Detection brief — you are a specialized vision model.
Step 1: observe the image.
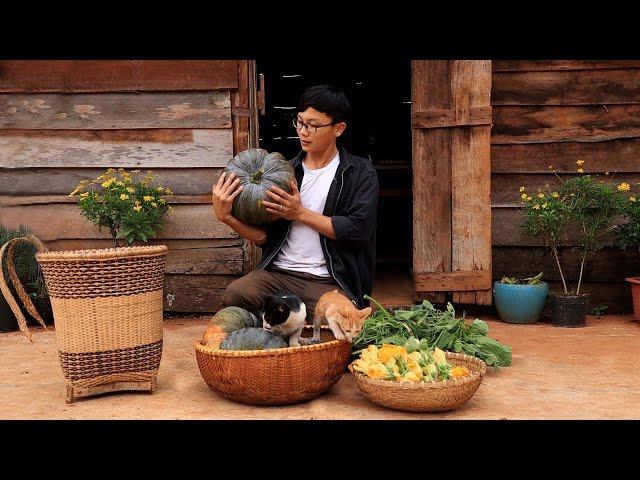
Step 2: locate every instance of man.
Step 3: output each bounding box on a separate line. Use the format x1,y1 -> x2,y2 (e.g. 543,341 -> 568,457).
212,84 -> 378,323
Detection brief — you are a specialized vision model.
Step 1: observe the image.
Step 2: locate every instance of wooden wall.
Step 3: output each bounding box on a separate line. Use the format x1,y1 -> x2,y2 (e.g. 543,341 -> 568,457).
0,60 -> 251,313
491,60 -> 640,313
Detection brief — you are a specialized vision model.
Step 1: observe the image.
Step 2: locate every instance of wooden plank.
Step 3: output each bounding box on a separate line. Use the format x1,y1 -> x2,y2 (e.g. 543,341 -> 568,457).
0,194 -> 218,207
491,208 -> 618,247
493,246 -> 640,283
0,60 -> 239,92
44,238 -> 243,251
491,173 -> 640,206
0,168 -> 224,196
415,270 -> 492,292
412,106 -> 492,128
412,60 -> 451,303
492,60 -> 640,72
0,129 -> 233,168
0,204 -> 237,241
492,139 -> 640,173
492,69 -> 640,106
492,105 -> 640,144
450,61 -> 493,306
0,92 -> 231,129
164,274 -> 237,312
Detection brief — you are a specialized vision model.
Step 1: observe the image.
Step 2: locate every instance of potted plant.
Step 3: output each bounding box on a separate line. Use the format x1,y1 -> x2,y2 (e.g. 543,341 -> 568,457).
34,168 -> 174,403
519,160 -> 620,327
616,182 -> 640,320
493,272 -> 549,324
0,225 -> 51,332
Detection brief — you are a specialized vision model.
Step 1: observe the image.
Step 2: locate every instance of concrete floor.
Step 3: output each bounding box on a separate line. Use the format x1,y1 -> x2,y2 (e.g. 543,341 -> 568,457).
1,314 -> 639,419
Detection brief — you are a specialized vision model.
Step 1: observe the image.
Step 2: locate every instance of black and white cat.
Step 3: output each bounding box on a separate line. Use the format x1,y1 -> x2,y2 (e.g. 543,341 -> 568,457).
261,293 -> 307,347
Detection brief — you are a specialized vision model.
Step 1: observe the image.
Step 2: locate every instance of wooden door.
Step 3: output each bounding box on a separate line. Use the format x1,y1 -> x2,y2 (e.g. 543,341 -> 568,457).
411,60 -> 493,305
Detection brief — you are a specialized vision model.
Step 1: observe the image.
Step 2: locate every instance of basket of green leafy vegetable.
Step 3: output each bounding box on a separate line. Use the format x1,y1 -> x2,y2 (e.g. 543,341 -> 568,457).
353,295 -> 512,370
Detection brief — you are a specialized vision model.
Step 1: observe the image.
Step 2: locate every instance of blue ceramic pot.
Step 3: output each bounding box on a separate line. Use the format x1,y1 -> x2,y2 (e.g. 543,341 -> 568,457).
493,281 -> 549,324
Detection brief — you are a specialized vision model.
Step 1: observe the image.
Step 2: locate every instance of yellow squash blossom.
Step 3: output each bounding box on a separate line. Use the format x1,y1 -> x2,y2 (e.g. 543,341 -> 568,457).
350,359 -> 370,374
577,168 -> 584,174
618,183 -> 631,192
576,159 -> 585,165
361,345 -> 379,364
133,205 -> 143,212
532,204 -> 541,210
407,359 -> 423,378
451,366 -> 470,379
399,371 -> 422,383
366,363 -> 389,380
119,194 -> 129,201
432,347 -> 447,367
630,196 -> 637,203
378,344 -> 408,363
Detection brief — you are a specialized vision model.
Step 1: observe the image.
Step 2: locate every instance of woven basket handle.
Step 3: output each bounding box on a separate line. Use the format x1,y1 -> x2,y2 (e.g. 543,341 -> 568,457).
0,235 -> 49,342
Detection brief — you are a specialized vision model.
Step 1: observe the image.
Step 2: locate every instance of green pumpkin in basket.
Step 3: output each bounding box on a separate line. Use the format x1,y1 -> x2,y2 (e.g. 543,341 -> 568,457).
224,148 -> 295,226
202,306 -> 261,348
219,327 -> 288,351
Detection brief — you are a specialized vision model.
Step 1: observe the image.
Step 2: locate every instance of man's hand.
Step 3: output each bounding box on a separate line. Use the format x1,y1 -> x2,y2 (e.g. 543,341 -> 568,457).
212,171 -> 243,224
262,179 -> 305,221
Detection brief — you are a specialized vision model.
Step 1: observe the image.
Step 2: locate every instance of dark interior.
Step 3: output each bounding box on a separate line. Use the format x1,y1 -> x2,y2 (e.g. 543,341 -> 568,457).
255,60 -> 413,303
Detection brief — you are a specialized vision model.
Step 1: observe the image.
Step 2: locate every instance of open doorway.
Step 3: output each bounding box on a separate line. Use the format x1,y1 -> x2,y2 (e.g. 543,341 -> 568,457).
256,60 -> 414,308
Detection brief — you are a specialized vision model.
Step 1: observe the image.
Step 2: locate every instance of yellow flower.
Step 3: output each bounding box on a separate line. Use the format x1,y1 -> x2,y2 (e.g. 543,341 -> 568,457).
151,202 -> 158,208
577,168 -> 584,174
432,347 -> 447,367
143,195 -> 154,202
101,178 -> 115,188
366,363 -> 390,380
80,192 -> 90,199
378,344 -> 408,363
618,182 -> 631,192
133,205 -> 143,212
126,187 -> 135,194
119,194 -> 129,201
451,366 -> 470,379
631,196 -> 637,203
520,193 -> 528,200
526,196 -> 533,201
532,204 -> 541,210
576,159 -> 585,165
542,203 -> 548,209
165,187 -> 173,195
551,192 -> 559,198
537,193 -> 545,199
156,187 -> 165,193
399,371 -> 422,383
519,186 -> 525,192
407,359 -> 423,378
159,198 -> 166,204
115,181 -> 124,187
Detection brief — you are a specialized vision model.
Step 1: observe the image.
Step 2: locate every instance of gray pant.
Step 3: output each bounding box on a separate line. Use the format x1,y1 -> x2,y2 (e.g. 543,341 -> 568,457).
221,267 -> 346,324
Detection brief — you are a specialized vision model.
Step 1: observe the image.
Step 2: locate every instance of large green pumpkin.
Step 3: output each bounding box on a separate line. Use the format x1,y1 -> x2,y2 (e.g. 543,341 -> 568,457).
202,306 -> 260,348
219,327 -> 288,351
224,148 -> 295,225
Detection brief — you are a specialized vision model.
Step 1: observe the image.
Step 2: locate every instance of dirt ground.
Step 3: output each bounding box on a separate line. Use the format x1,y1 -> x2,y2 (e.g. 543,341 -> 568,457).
1,314 -> 638,420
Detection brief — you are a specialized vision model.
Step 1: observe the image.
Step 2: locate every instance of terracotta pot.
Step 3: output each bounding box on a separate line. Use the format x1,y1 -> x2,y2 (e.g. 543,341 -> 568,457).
625,277 -> 640,321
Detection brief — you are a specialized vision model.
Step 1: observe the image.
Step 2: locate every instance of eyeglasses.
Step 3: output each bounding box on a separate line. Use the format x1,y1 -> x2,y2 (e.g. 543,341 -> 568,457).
292,118 -> 336,133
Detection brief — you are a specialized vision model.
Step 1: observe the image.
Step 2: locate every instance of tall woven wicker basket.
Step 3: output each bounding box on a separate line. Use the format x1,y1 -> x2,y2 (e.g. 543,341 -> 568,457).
36,245 -> 168,403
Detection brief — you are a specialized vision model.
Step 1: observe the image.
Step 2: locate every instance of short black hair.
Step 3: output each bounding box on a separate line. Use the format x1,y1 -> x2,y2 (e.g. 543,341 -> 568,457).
298,84 -> 351,124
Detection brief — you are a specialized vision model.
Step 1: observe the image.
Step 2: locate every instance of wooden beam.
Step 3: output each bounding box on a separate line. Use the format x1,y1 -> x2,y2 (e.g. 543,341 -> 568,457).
412,106 -> 492,128
0,60 -> 239,92
0,129 -> 232,168
0,92 -> 231,129
415,270 -> 492,292
492,60 -> 640,72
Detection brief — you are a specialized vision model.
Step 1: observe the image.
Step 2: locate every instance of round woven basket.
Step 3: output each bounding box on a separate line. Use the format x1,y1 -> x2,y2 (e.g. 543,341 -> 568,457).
194,326 -> 351,406
350,352 -> 487,412
36,245 -> 168,403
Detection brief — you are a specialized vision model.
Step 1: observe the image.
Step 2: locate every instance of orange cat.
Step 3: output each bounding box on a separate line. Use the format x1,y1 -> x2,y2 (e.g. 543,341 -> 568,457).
311,290 -> 372,343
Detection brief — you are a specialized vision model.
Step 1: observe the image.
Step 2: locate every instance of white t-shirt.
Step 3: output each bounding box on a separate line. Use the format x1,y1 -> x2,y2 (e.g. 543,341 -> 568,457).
271,152 -> 340,277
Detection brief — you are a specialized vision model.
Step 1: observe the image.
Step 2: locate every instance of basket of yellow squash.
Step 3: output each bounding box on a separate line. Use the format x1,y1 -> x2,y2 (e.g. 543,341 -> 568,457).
348,341 -> 487,412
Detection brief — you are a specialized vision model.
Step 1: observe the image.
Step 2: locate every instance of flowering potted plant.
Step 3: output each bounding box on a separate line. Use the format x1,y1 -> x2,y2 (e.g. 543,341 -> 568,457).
616,183 -> 640,320
34,168 -> 174,403
519,160 -> 619,327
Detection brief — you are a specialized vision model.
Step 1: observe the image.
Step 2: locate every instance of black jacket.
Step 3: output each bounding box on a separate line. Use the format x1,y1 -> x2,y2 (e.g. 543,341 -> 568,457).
256,145 -> 379,308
